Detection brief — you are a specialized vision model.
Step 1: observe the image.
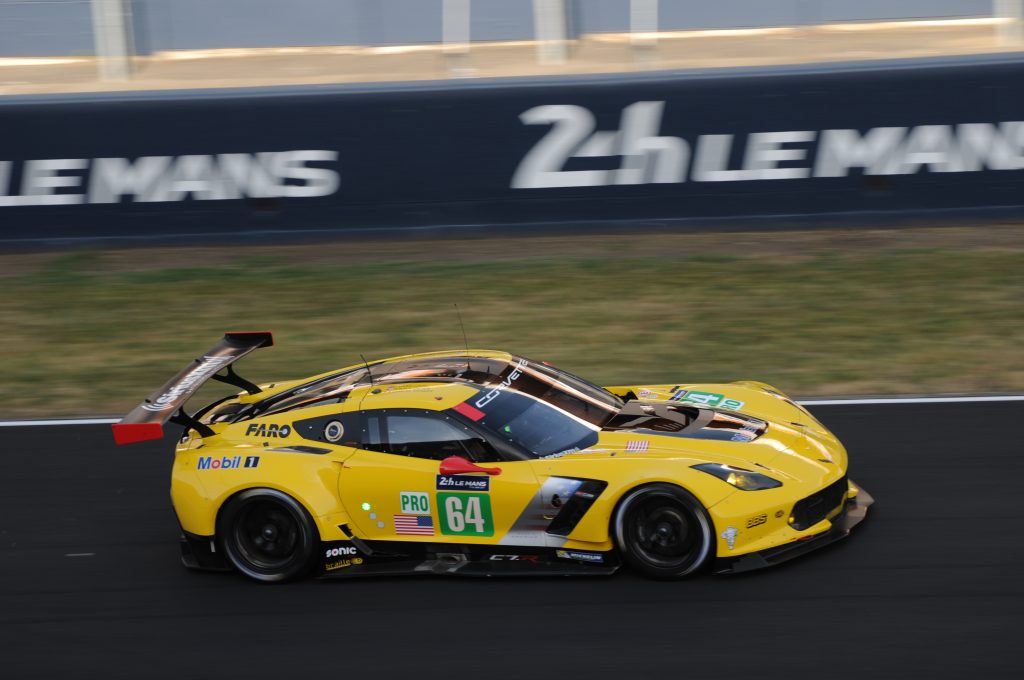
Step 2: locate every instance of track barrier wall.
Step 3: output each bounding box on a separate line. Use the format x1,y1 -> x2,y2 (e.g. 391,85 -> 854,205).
3,54 -> 1024,247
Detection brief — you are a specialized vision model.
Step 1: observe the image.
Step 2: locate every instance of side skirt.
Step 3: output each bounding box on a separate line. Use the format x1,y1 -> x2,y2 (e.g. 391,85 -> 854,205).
317,540 -> 619,578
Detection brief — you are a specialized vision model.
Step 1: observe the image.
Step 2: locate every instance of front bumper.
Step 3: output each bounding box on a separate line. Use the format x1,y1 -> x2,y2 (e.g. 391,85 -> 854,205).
712,483 -> 874,574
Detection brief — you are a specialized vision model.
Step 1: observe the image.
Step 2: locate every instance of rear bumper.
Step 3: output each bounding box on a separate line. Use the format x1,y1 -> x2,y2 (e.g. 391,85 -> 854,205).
180,530 -> 230,571
713,483 -> 874,574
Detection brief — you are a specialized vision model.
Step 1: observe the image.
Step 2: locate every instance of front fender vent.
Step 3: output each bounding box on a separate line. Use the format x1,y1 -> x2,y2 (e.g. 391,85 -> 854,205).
546,479 -> 608,537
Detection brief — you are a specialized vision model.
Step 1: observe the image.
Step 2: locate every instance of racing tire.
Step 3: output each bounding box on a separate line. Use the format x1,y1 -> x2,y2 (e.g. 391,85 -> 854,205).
218,489 -> 319,583
613,484 -> 714,579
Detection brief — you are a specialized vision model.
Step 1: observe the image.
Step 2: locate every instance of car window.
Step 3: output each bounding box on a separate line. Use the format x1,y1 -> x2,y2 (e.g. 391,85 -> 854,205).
455,389 -> 599,458
367,410 -> 499,462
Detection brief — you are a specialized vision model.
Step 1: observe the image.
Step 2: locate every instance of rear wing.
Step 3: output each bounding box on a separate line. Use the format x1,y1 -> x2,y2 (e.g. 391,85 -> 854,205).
112,332 -> 274,445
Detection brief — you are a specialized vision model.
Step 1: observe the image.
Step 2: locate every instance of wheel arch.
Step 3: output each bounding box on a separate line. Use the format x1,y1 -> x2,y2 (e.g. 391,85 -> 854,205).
567,465 -> 730,545
213,484 -> 323,543
607,480 -> 719,556
215,486 -> 324,582
609,481 -> 719,577
172,449 -> 345,538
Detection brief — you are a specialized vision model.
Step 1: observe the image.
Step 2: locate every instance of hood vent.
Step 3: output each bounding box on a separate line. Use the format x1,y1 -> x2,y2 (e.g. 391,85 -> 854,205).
604,401 -> 767,443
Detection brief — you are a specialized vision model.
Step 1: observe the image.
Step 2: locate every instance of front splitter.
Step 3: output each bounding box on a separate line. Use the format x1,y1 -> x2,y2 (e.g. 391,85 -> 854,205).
713,483 -> 875,574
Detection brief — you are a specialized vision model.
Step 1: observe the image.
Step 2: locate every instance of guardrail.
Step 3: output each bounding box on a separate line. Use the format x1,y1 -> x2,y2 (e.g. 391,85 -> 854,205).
3,53 -> 1024,248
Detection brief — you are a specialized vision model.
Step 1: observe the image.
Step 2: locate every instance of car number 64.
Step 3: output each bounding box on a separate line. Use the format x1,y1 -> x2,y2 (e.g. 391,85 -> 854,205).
439,492 -> 494,536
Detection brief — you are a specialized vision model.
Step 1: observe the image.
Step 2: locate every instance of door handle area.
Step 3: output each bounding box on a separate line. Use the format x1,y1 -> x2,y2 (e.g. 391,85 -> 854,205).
439,456 -> 502,476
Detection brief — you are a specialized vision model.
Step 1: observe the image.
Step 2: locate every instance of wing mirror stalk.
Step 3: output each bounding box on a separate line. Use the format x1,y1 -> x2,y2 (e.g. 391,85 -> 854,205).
439,456 -> 502,476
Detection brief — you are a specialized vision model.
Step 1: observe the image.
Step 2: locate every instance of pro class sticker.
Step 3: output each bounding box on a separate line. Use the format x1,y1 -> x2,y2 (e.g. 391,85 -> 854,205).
399,491 -> 431,515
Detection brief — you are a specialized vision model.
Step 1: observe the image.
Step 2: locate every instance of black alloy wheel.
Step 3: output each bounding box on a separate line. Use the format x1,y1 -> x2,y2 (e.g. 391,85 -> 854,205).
218,489 -> 319,582
613,484 -> 713,578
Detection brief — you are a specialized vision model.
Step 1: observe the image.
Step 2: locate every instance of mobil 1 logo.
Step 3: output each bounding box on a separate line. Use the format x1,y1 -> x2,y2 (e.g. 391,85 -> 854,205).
197,455 -> 260,470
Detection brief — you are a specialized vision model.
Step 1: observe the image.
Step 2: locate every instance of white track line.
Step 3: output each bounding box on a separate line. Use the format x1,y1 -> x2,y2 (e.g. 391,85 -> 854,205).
798,395 -> 1024,406
1,395 -> 1022,428
0,418 -> 120,427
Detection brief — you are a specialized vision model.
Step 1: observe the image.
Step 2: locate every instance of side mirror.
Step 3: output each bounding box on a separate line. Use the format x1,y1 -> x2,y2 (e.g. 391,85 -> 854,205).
439,456 -> 502,476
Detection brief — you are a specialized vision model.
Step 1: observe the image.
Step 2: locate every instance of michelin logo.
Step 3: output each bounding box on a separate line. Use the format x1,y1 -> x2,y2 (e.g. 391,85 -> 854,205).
555,549 -> 604,564
512,101 -> 1024,189
0,150 -> 339,207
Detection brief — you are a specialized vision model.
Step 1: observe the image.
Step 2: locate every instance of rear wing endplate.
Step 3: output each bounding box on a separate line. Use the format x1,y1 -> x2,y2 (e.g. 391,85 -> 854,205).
112,331 -> 273,445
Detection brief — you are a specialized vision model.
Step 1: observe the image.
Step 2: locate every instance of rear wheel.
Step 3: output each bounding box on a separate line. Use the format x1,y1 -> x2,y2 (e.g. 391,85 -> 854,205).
613,484 -> 713,579
218,489 -> 319,583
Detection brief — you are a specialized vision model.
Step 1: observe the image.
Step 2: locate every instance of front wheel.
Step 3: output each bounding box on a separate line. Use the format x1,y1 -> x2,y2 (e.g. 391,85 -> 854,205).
218,489 -> 319,583
613,484 -> 714,579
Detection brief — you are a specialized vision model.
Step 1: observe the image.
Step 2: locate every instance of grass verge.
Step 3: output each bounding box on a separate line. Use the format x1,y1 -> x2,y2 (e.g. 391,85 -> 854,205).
1,226 -> 1022,417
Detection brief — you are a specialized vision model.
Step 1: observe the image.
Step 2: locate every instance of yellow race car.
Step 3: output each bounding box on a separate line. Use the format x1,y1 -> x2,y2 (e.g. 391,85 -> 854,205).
113,332 -> 872,582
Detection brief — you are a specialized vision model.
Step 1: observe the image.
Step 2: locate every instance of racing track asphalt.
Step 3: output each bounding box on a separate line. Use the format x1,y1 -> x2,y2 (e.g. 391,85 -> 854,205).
0,402 -> 1020,680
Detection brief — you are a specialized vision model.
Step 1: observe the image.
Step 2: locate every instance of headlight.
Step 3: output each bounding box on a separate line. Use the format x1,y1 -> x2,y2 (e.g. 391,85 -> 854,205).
692,463 -> 783,491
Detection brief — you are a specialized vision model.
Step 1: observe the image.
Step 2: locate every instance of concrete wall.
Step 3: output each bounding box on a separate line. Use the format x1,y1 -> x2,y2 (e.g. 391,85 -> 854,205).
0,0 -> 996,57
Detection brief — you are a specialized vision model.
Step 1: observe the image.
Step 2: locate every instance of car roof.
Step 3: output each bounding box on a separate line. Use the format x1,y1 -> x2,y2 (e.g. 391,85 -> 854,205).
303,349 -> 514,386
239,350 -> 514,403
341,381 -> 482,412
238,351 -> 518,419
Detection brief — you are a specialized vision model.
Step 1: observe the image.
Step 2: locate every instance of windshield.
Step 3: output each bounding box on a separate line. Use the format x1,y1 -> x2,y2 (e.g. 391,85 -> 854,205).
517,356 -> 623,411
502,357 -> 620,427
459,389 -> 599,458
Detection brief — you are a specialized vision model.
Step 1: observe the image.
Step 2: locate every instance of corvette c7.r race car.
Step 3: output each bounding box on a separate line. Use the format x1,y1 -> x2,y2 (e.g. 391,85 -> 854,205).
113,332 -> 872,582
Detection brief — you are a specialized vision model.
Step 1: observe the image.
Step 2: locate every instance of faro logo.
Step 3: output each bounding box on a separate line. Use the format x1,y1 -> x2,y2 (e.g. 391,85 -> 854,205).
245,423 -> 291,438
197,455 -> 260,470
325,546 -> 358,558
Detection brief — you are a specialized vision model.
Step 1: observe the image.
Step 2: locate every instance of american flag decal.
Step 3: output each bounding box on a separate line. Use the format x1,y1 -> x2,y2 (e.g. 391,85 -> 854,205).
394,514 -> 435,536
625,440 -> 649,453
